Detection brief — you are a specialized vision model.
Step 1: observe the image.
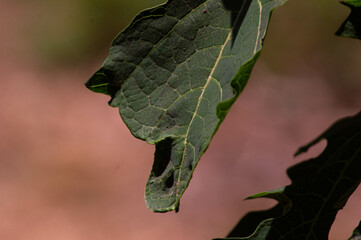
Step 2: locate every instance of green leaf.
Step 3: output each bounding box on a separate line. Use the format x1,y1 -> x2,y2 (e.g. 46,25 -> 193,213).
215,112 -> 361,239
85,0 -> 287,212
336,0 -> 361,40
349,221 -> 361,240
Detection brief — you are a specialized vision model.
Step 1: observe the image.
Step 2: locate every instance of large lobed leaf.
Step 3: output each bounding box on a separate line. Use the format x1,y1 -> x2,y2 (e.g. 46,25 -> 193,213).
215,112 -> 361,240
336,0 -> 361,40
86,0 -> 286,212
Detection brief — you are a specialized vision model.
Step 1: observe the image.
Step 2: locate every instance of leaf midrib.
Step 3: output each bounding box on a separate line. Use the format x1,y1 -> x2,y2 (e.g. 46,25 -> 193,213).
173,0 -> 265,201
253,0 -> 263,54
175,31 -> 232,199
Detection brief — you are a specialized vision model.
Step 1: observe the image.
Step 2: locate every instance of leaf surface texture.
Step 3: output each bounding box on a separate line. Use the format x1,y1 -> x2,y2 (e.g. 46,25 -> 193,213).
86,0 -> 286,212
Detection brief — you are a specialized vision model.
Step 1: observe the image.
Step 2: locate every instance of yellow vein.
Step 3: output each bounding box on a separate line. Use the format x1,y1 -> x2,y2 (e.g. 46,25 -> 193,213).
175,31 -> 233,199
253,0 -> 263,54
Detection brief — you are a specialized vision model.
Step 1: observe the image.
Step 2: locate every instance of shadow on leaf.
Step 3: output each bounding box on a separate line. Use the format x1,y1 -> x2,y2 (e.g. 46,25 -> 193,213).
222,0 -> 253,45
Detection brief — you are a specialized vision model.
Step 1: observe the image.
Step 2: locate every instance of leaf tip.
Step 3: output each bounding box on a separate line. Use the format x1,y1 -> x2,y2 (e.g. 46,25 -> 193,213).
85,68 -> 121,99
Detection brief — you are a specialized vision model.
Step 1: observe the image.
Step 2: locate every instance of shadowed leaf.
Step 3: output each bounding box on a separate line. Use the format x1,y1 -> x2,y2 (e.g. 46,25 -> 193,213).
215,112 -> 361,239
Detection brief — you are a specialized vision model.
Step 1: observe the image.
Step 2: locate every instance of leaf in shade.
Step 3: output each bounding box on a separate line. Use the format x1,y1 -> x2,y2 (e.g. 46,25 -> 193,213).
348,221 -> 361,240
336,0 -> 361,40
224,188 -> 292,239
214,112 -> 361,239
85,0 -> 287,212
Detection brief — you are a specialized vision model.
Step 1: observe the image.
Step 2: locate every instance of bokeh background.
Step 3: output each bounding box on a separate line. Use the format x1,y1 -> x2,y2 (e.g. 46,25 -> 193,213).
1,0 -> 361,239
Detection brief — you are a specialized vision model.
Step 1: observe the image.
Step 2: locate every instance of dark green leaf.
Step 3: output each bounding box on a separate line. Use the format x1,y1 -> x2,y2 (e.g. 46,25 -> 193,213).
349,221 -> 361,240
215,112 -> 361,239
336,0 -> 361,40
85,0 -> 287,212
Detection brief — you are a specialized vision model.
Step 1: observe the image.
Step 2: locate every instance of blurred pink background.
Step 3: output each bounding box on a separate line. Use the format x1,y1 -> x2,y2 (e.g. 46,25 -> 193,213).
0,0 -> 360,239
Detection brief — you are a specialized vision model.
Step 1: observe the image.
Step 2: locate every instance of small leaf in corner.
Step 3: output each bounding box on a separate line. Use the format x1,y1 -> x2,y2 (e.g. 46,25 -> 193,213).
348,221 -> 361,240
336,0 -> 361,40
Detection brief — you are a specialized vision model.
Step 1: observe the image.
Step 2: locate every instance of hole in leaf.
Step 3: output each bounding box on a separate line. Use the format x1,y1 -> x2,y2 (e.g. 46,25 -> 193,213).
164,172 -> 175,189
153,138 -> 173,177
